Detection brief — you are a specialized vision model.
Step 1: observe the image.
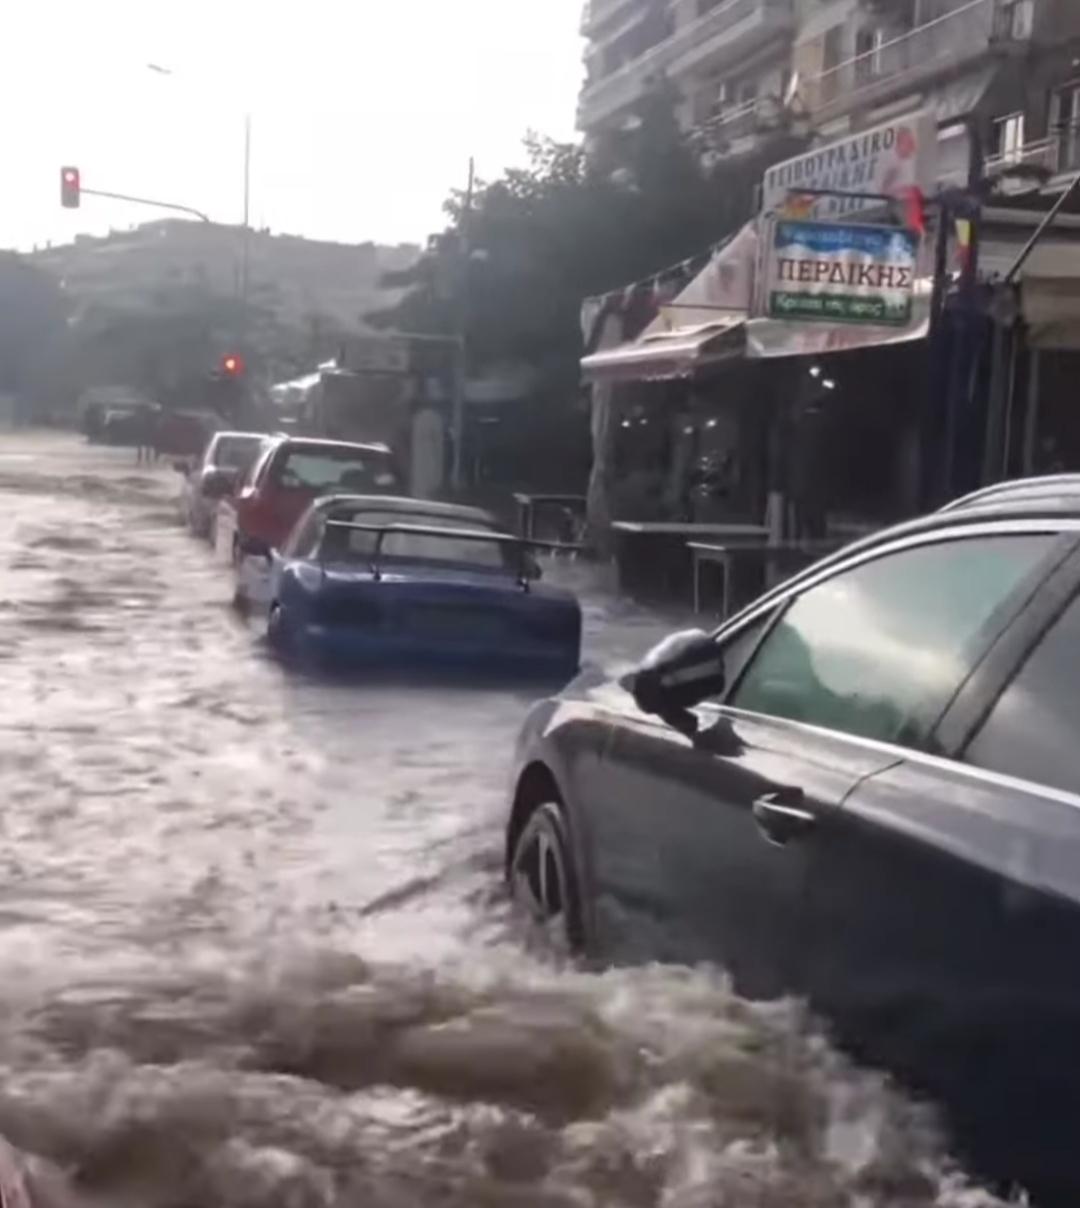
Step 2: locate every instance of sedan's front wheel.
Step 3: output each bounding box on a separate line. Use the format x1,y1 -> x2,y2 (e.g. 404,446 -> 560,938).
509,801 -> 583,957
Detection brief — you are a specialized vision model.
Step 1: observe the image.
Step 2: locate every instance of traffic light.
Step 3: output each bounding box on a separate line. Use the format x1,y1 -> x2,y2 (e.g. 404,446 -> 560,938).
219,353 -> 245,377
60,166 -> 81,209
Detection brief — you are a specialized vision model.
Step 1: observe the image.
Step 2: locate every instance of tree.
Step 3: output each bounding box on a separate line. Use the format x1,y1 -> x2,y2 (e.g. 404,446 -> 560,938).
369,90 -> 804,393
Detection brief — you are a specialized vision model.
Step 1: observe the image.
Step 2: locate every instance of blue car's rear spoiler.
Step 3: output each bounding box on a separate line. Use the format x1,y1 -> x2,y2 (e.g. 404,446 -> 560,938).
322,521 -> 581,590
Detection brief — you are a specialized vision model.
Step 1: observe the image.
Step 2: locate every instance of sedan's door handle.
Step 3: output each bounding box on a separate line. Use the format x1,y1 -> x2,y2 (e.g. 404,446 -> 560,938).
752,790 -> 816,846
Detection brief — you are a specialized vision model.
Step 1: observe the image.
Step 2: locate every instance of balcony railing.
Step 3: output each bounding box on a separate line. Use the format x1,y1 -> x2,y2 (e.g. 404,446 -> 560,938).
984,123 -> 1080,179
581,0 -> 641,36
803,0 -> 1024,117
578,0 -> 792,129
667,0 -> 792,73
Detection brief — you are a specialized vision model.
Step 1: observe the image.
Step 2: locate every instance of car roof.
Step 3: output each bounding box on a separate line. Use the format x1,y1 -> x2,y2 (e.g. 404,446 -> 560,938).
938,474 -> 1080,514
269,435 -> 392,456
312,494 -> 500,526
210,430 -> 265,442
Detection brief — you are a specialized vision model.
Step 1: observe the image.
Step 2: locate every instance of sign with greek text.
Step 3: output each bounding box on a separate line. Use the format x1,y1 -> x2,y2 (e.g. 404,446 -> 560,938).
765,221 -> 919,326
761,111 -> 936,220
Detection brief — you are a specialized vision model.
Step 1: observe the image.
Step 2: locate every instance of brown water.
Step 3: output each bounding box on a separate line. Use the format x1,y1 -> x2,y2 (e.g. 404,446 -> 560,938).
0,432 -> 1007,1207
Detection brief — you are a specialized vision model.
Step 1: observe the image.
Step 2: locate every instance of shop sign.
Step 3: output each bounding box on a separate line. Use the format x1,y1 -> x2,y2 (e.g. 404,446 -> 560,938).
763,220 -> 920,327
761,111 -> 936,220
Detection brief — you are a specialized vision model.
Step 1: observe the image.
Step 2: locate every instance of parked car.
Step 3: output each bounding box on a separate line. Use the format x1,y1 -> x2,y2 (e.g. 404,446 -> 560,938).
255,494 -> 581,678
178,430 -> 266,541
505,477 -> 1080,1206
215,436 -> 402,597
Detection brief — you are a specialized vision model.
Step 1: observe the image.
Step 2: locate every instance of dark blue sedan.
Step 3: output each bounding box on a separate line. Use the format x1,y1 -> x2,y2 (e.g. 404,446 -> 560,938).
262,495 -> 582,679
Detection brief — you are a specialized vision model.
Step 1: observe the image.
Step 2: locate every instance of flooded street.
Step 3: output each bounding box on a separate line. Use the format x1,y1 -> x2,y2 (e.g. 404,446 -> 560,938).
0,432 -> 1003,1207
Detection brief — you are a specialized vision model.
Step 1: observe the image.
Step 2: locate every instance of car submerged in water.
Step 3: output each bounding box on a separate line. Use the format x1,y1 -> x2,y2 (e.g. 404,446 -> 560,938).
178,429 -> 267,541
254,495 -> 582,680
505,474 -> 1080,1206
217,435 -> 403,585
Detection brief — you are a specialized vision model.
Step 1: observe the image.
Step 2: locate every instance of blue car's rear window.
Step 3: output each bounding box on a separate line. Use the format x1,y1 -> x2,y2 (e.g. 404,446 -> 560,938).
324,511 -> 507,569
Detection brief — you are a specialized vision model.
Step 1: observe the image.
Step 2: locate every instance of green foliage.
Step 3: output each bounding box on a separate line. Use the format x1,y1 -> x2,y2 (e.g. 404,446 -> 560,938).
368,91 -> 806,387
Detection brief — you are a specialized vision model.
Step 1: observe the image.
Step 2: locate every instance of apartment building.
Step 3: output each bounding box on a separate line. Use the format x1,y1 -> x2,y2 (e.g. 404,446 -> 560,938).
30,221 -> 419,334
579,0 -> 1080,189
579,0 -> 797,158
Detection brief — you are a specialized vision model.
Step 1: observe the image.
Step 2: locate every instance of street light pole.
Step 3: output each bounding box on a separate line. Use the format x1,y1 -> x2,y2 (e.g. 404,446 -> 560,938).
147,64 -> 253,299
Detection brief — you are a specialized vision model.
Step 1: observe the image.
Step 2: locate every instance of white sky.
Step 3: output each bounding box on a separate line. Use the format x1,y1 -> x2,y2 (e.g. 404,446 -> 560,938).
3,0 -> 584,252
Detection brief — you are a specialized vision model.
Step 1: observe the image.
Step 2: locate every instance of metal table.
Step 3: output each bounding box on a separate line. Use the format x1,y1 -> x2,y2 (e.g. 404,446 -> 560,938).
611,522 -> 769,602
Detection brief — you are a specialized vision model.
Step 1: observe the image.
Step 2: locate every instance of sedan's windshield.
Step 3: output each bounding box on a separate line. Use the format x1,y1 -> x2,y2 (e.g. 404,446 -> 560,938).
322,510 -> 508,569
275,448 -> 399,493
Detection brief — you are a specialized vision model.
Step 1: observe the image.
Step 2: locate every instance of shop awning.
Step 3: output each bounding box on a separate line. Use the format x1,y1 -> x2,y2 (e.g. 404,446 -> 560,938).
979,231 -> 1080,350
933,64 -> 998,127
580,318 -> 746,381
581,223 -> 755,381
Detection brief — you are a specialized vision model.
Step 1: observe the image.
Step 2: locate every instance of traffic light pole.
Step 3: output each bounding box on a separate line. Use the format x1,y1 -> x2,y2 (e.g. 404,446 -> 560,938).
79,186 -> 211,224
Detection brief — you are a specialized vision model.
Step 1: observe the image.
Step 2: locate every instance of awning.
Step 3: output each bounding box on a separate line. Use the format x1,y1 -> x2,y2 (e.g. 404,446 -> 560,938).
933,64 -> 998,128
580,318 -> 746,381
979,235 -> 1080,349
581,223 -> 755,381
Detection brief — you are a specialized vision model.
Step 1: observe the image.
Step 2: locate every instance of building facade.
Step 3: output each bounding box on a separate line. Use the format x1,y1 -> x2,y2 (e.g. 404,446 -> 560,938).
579,0 -> 1080,194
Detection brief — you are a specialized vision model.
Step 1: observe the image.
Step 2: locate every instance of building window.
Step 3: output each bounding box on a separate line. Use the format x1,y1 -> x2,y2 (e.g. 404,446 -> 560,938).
991,112 -> 1026,164
819,25 -> 844,102
1054,82 -> 1080,172
855,27 -> 887,84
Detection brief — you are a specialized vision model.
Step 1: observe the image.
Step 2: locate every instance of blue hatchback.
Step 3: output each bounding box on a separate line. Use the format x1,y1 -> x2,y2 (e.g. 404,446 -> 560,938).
262,496 -> 582,679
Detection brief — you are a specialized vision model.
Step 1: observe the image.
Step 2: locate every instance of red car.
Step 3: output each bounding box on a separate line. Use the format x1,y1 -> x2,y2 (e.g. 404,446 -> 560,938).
217,435 -> 403,560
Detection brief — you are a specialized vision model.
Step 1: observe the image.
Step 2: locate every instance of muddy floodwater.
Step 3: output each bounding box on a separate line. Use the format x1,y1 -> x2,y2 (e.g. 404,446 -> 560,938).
0,432 -> 1006,1207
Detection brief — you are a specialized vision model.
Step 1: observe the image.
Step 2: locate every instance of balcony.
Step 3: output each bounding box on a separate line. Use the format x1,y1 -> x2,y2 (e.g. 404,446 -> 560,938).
984,122 -> 1080,181
803,0 -> 1028,121
667,0 -> 793,77
578,0 -> 793,131
581,0 -> 643,37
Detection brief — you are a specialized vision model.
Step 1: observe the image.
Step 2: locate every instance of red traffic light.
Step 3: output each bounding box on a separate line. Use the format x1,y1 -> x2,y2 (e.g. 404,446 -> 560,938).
60,166 -> 81,209
220,353 -> 245,377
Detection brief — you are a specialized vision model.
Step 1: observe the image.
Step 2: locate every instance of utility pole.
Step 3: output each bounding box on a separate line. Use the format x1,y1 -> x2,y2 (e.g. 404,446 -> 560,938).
450,157 -> 475,494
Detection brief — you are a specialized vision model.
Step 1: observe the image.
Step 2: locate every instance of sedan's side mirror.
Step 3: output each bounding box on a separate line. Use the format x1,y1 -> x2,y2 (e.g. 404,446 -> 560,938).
632,629 -> 726,729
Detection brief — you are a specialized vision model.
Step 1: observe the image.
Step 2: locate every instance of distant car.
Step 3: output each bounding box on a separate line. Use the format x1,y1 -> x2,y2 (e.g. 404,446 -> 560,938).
215,436 -> 402,575
77,386 -> 149,443
505,476 -> 1080,1205
179,430 -> 266,541
257,495 -> 581,678
156,408 -> 221,465
101,401 -> 159,447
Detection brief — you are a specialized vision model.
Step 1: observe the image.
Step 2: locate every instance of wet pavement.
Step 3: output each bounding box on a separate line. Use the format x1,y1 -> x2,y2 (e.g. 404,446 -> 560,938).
0,432 -> 1005,1207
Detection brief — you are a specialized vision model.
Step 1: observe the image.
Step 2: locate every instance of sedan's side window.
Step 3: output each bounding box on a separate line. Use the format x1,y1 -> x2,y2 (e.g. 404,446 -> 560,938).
285,512 -> 322,560
730,536 -> 1055,747
965,591 -> 1080,795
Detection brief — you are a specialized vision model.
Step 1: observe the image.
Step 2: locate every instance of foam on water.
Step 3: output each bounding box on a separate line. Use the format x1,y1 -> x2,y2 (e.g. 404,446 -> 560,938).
0,433 -> 1012,1206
